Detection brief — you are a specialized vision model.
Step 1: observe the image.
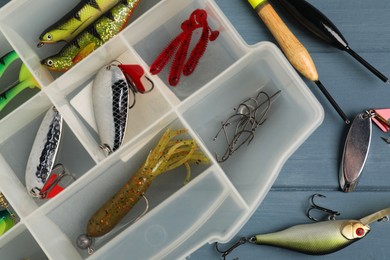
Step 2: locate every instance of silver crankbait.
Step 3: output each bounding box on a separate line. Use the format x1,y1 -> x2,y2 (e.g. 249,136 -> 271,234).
92,64 -> 131,155
339,111 -> 372,192
216,195 -> 390,258
25,106 -> 63,198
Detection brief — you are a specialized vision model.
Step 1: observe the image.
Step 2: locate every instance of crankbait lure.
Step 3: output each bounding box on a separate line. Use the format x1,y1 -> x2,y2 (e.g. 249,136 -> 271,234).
25,106 -> 64,198
41,0 -> 140,72
0,210 -> 15,237
92,63 -> 154,155
339,111 -> 372,192
76,128 -> 210,253
150,9 -> 219,86
216,206 -> 390,258
0,63 -> 41,112
276,0 -> 389,83
38,0 -> 121,46
0,51 -> 19,79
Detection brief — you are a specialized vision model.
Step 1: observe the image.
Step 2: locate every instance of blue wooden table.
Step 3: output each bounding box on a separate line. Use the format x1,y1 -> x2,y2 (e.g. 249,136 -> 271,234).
1,0 -> 389,259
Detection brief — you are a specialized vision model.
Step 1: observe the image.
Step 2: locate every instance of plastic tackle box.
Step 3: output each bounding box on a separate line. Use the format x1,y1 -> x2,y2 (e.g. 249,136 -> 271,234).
0,0 -> 324,259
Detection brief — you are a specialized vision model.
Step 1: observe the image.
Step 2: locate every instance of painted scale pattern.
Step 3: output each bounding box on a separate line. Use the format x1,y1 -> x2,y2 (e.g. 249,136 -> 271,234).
39,0 -> 121,43
86,129 -> 210,237
111,79 -> 129,152
41,0 -> 140,71
35,109 -> 63,191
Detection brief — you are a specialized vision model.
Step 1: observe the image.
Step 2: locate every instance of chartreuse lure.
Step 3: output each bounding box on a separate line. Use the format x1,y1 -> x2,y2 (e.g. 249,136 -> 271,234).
216,207 -> 390,257
38,0 -> 121,46
0,63 -> 40,112
76,128 -> 210,254
0,210 -> 15,236
0,51 -> 19,79
41,0 -> 140,72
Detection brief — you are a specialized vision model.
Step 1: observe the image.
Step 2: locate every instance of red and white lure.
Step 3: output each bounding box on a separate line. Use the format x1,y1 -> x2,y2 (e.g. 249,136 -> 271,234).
25,107 -> 74,199
92,63 -> 153,155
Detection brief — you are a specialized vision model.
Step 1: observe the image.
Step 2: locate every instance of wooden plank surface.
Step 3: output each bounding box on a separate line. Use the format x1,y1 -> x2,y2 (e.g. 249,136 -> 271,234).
1,0 -> 389,259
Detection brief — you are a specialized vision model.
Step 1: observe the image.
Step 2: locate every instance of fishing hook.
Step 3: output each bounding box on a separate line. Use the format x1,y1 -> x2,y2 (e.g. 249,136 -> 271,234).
306,194 -> 340,221
215,237 -> 247,260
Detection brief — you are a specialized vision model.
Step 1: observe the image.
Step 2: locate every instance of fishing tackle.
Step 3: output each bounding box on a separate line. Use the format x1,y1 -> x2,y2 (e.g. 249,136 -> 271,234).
216,197 -> 390,258
306,194 -> 340,222
276,0 -> 389,84
0,63 -> 41,112
247,0 -> 350,124
92,63 -> 153,155
0,193 -> 17,237
369,108 -> 390,143
41,0 -> 140,72
76,128 -> 210,253
339,111 -> 372,192
0,50 -> 19,79
37,0 -> 121,46
150,9 -> 219,86
213,90 -> 281,162
25,106 -> 74,199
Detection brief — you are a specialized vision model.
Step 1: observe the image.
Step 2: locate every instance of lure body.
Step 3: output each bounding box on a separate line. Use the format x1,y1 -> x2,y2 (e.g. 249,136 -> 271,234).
339,112 -> 372,192
83,129 -> 209,239
0,210 -> 15,236
92,65 -> 129,154
38,0 -> 121,45
251,220 -> 369,255
25,107 -> 63,198
41,0 -> 140,71
0,51 -> 19,79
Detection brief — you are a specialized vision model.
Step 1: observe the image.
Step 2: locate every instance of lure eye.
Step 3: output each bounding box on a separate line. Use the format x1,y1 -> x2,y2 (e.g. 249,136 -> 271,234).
46,59 -> 54,67
356,227 -> 365,237
46,34 -> 52,41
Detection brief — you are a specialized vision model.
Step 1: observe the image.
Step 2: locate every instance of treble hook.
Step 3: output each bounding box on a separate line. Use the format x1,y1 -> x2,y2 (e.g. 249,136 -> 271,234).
215,237 -> 247,260
306,194 -> 340,222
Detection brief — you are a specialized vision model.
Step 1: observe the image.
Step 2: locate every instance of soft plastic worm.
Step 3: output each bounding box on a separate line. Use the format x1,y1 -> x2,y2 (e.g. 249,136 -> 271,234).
38,0 -> 121,45
0,51 -> 19,79
41,0 -> 140,71
85,128 -> 209,238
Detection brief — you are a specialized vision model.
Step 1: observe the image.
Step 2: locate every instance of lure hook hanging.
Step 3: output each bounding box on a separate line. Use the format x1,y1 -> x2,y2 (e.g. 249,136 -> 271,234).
306,194 -> 340,221
215,237 -> 248,260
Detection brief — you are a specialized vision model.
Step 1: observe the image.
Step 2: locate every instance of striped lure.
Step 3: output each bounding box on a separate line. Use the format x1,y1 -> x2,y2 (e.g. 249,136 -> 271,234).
41,0 -> 140,71
38,0 -> 121,45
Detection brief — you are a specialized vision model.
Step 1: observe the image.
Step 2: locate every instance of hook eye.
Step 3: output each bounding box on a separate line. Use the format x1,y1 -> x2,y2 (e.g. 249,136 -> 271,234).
306,194 -> 340,222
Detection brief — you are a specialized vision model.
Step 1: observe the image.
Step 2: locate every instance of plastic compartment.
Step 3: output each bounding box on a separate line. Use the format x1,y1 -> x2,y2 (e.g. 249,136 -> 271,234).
0,93 -> 96,207
0,0 -> 324,259
0,223 -> 48,260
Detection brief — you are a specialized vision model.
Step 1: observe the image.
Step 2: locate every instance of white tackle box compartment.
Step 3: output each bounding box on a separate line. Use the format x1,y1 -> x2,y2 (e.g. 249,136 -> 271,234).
0,0 -> 324,259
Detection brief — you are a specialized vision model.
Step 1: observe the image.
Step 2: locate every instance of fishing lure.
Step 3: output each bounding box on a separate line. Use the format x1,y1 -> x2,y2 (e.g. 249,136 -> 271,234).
76,128 -> 210,253
38,0 -> 121,46
41,0 -> 140,72
149,9 -> 219,86
216,203 -> 390,257
339,111 -> 372,192
0,63 -> 41,112
25,106 -> 64,198
276,0 -> 389,83
0,51 -> 19,79
0,210 -> 15,237
92,63 -> 154,155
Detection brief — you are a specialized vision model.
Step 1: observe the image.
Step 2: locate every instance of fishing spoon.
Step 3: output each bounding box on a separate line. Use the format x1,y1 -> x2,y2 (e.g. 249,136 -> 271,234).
276,0 -> 389,84
247,0 -> 350,124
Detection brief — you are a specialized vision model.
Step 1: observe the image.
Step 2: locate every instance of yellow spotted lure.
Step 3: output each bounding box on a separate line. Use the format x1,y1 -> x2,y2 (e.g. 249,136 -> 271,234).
41,0 -> 140,72
76,128 -> 210,253
38,0 -> 122,46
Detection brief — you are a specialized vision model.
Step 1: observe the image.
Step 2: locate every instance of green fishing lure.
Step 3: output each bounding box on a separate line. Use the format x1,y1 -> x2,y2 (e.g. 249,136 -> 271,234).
0,210 -> 15,236
0,51 -> 19,79
41,0 -> 140,72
